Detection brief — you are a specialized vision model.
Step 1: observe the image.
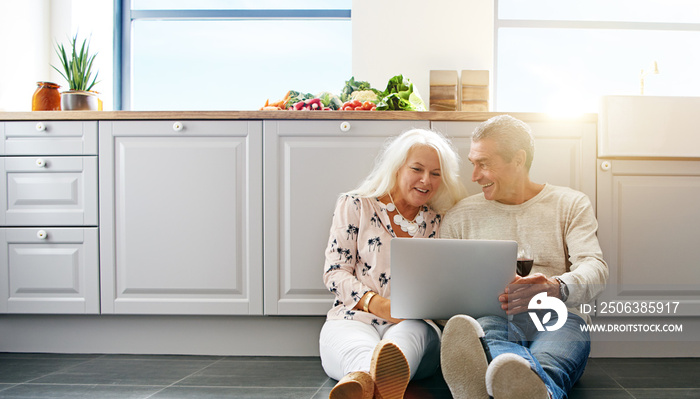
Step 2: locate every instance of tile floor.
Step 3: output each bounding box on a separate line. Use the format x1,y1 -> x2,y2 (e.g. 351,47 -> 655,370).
0,353 -> 699,398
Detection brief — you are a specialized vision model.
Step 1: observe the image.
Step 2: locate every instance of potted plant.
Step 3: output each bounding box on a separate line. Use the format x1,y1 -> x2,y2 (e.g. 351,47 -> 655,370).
52,33 -> 100,110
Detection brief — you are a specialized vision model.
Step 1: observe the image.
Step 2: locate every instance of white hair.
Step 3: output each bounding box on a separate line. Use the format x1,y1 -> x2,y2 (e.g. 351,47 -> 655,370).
346,128 -> 467,214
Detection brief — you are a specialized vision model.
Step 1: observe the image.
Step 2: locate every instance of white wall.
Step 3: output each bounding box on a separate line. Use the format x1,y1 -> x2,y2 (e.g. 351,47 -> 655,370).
353,0 -> 494,107
0,0 -> 113,111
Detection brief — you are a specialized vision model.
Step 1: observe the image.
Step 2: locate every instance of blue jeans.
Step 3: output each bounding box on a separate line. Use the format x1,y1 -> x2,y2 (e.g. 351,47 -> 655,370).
478,311 -> 590,399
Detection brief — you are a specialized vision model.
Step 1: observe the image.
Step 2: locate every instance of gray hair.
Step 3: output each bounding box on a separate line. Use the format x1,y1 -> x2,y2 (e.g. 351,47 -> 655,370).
472,115 -> 535,170
348,128 -> 467,214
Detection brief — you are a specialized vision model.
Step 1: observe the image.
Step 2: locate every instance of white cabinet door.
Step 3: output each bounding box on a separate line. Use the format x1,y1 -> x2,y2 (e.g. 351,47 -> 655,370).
431,120 -> 597,210
0,227 -> 99,314
264,120 -> 430,315
596,159 -> 700,316
99,121 -> 263,315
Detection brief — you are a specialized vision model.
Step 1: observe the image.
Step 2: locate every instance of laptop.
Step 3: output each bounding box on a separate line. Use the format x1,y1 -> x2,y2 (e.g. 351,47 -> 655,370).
390,238 -> 517,320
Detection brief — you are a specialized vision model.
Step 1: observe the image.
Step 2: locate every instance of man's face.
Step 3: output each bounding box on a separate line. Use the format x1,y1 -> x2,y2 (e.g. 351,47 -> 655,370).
468,138 -> 523,204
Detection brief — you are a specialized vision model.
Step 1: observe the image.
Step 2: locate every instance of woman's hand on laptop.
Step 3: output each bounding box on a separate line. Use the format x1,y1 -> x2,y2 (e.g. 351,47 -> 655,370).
366,295 -> 405,324
498,273 -> 561,315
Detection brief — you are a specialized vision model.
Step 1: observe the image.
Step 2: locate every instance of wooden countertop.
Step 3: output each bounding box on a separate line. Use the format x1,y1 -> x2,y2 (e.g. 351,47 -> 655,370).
1,110 -> 597,123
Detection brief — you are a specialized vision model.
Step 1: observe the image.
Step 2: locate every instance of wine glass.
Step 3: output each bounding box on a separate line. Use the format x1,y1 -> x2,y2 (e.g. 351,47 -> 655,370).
517,243 -> 534,277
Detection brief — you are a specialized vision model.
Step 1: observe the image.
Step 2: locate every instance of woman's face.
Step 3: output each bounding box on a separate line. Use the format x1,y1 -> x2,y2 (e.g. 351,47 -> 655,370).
392,145 -> 442,211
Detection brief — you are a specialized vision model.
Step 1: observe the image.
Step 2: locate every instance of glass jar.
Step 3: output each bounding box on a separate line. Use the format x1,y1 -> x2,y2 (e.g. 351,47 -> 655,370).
31,82 -> 61,111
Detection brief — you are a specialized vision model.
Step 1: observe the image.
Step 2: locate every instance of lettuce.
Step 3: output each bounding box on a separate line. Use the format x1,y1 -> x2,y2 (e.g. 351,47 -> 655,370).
375,75 -> 426,111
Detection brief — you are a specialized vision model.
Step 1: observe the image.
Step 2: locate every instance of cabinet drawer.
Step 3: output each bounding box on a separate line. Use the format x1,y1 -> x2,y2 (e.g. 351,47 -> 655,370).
0,227 -> 99,314
108,120 -> 254,137
266,119 -> 430,137
0,156 -> 98,226
1,121 -> 97,155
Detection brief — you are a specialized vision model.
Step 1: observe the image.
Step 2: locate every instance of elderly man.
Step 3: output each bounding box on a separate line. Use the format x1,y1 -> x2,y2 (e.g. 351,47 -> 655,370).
439,115 -> 608,399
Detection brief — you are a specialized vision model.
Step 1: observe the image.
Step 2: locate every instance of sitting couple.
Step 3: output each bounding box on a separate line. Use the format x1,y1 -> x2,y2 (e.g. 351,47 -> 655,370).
320,115 -> 608,399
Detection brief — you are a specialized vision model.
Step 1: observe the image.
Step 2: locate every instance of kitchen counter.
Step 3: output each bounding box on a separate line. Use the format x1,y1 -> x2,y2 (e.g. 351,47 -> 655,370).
0,110 -> 597,122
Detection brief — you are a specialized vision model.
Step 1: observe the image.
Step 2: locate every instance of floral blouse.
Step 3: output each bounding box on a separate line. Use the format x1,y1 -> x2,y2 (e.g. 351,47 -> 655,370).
323,195 -> 442,325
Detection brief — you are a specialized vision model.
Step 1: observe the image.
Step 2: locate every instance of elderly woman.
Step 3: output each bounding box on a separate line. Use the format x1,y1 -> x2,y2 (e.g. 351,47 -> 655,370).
320,128 -> 466,399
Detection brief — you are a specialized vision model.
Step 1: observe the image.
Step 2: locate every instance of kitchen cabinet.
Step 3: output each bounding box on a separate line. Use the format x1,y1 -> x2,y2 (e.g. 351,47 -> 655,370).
263,119 -> 430,315
431,121 -> 597,207
596,159 -> 700,316
98,120 -> 263,315
0,121 -> 99,314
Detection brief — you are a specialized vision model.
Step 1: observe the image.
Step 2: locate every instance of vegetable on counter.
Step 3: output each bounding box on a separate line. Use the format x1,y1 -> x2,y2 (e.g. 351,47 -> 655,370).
260,74 -> 425,111
290,97 -> 332,111
285,90 -> 316,109
375,74 -> 427,111
341,100 -> 376,111
350,90 -> 379,103
260,91 -> 292,110
318,91 -> 344,110
340,77 -> 381,103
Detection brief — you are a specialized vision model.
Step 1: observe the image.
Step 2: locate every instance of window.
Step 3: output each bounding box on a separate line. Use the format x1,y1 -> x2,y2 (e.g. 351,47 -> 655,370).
118,1 -> 351,110
495,0 -> 700,114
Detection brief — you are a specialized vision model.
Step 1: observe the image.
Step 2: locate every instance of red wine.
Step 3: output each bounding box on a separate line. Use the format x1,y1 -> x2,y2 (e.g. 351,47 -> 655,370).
517,259 -> 534,277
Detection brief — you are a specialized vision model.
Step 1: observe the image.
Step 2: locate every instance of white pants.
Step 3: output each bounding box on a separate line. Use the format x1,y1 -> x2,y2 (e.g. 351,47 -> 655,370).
319,319 -> 440,381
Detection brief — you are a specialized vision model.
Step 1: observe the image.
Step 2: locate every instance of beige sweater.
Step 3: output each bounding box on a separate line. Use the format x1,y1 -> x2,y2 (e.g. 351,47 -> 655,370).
440,184 -> 608,323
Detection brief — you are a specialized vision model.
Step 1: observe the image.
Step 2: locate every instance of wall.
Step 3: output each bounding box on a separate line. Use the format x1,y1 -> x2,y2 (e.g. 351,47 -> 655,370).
0,0 -> 113,111
0,1 -> 492,112
353,0 -> 494,107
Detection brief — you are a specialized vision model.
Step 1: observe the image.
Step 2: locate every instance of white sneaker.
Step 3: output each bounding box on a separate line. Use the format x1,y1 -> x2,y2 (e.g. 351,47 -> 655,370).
440,315 -> 490,399
485,353 -> 549,399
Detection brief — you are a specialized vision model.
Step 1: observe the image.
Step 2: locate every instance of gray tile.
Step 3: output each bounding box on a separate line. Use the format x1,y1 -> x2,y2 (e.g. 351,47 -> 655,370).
404,386 -> 453,399
0,384 -> 162,399
573,361 -> 620,389
593,358 -> 699,365
176,358 -> 328,388
99,354 -> 223,362
0,354 -> 100,361
151,386 -> 321,399
408,371 -> 449,390
231,356 -> 321,362
311,387 -> 332,399
0,384 -> 17,394
568,388 -> 634,399
30,358 -> 215,386
0,358 -> 91,384
628,388 -> 700,398
597,359 -> 700,388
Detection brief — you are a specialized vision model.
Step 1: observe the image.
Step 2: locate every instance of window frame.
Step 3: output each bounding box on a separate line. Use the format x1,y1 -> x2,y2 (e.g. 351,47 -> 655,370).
114,1 -> 351,110
493,0 -> 700,111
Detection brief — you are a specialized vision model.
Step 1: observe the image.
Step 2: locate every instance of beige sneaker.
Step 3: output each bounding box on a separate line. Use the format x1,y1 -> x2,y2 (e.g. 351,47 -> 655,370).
329,371 -> 374,399
485,353 -> 549,399
369,340 -> 410,399
440,315 -> 490,399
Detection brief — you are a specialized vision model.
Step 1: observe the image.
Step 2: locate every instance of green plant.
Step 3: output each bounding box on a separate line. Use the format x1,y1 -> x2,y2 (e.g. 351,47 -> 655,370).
52,34 -> 99,91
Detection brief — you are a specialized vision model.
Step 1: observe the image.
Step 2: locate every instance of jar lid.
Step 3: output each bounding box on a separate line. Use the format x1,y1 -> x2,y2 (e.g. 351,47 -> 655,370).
36,81 -> 61,88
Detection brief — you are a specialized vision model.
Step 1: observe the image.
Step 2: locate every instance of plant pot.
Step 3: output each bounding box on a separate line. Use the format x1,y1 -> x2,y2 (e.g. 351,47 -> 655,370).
61,90 -> 99,111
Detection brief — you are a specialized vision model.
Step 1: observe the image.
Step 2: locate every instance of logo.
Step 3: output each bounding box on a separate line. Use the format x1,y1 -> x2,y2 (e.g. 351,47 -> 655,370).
528,292 -> 568,332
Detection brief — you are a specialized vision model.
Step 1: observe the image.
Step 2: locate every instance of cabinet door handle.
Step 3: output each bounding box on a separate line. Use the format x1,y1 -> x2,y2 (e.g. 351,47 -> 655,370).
340,121 -> 351,132
600,161 -> 611,171
36,158 -> 46,168
173,121 -> 184,132
37,230 -> 48,240
36,122 -> 47,132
